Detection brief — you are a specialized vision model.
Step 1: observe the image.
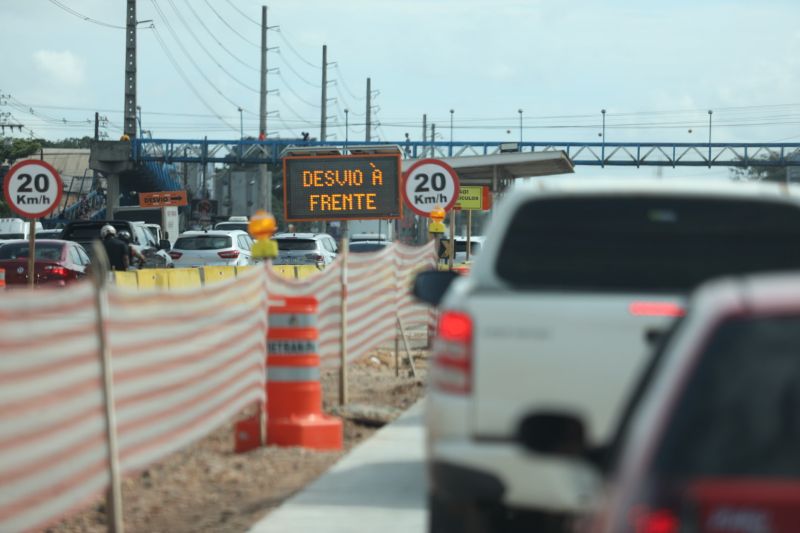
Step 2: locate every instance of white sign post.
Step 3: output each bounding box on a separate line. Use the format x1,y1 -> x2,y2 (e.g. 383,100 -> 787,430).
402,158 -> 460,217
3,160 -> 64,288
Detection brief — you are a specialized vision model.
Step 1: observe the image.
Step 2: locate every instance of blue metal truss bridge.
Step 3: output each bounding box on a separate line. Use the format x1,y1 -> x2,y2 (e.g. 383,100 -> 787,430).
134,138 -> 800,168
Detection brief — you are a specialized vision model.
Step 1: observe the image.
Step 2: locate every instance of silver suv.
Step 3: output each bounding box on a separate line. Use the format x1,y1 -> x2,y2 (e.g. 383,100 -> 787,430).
273,232 -> 338,268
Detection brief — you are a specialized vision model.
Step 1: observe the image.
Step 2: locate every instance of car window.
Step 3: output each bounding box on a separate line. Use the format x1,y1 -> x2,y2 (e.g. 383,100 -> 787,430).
276,239 -> 317,251
652,315 -> 800,478
174,235 -> 232,250
0,243 -> 64,260
76,246 -> 91,265
68,246 -> 82,265
237,235 -> 251,251
496,197 -> 800,292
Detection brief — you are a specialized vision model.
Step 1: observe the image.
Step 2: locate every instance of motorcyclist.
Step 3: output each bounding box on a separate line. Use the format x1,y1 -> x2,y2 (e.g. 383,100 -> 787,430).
100,225 -> 129,271
118,230 -> 147,268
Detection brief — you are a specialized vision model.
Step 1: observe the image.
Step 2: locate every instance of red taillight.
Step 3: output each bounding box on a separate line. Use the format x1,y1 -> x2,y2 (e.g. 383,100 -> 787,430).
168,251 -> 183,260
630,507 -> 679,533
44,265 -> 68,278
629,301 -> 685,318
218,250 -> 240,259
432,311 -> 473,394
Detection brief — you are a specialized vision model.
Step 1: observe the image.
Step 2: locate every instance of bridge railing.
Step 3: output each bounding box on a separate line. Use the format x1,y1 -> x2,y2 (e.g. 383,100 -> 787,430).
133,138 -> 800,168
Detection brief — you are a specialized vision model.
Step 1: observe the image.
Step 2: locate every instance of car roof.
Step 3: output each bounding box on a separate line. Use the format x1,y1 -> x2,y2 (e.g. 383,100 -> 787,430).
510,176 -> 800,199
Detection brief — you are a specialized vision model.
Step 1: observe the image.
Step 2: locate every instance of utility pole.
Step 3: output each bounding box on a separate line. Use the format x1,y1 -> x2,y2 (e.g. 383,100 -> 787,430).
365,77 -> 371,142
259,5 -> 270,211
123,0 -> 136,139
422,113 -> 427,145
320,45 -> 327,142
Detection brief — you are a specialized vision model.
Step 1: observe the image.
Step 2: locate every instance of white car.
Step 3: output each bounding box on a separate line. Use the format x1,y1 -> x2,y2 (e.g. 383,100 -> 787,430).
273,232 -> 338,268
168,230 -> 254,267
595,272 -> 800,533
413,178 -> 800,533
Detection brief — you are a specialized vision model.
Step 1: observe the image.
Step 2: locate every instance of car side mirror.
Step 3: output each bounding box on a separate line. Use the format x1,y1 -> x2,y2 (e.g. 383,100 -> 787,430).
159,239 -> 171,251
412,269 -> 460,306
518,412 -> 588,457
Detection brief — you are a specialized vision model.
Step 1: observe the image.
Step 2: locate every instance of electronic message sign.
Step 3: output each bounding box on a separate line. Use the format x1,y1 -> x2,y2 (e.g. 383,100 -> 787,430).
283,154 -> 402,221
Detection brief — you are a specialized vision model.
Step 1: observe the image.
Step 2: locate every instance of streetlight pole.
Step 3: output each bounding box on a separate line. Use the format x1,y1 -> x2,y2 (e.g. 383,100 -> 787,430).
238,107 -> 243,140
708,109 -> 713,168
601,109 -> 606,168
518,109 -> 523,146
449,109 -> 454,156
344,108 -> 349,150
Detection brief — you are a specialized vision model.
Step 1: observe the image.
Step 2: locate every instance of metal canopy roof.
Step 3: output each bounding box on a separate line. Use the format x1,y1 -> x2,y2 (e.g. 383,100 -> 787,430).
401,150 -> 574,188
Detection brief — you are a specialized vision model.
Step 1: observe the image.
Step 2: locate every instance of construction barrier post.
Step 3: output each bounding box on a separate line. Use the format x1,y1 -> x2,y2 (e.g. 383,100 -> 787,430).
0,268 -> 5,290
267,296 -> 343,450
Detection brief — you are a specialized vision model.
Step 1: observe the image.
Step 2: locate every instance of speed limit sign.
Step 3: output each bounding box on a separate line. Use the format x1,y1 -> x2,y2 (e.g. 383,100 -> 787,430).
402,158 -> 460,217
3,159 -> 64,218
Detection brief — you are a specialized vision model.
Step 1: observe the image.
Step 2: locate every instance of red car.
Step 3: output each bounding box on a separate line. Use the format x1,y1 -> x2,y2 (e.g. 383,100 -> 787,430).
0,239 -> 91,287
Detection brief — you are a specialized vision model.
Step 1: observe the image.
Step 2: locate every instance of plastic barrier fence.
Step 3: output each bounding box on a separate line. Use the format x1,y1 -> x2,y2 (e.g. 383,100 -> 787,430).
265,242 -> 436,367
0,269 -> 267,532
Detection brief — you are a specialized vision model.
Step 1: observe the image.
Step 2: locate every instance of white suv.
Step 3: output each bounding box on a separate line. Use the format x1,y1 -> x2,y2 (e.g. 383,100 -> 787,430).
169,230 -> 254,267
273,232 -> 338,268
414,178 -> 800,533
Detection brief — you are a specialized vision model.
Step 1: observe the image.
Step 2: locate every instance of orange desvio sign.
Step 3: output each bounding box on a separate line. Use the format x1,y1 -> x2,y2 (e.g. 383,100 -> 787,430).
139,191 -> 188,208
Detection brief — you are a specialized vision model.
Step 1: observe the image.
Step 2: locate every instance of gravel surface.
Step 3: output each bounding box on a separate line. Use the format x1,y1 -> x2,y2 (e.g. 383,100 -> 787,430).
48,343 -> 428,533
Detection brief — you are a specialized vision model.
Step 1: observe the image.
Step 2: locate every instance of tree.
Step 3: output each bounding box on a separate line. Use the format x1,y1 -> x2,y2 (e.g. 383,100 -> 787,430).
0,137 -> 42,165
730,153 -> 787,183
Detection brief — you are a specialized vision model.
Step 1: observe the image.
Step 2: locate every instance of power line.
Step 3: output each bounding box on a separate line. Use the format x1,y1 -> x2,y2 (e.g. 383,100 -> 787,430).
182,0 -> 259,72
203,0 -> 260,47
274,29 -> 320,69
48,0 -> 125,29
224,0 -> 260,27
149,25 -> 238,131
276,50 -> 320,88
333,64 -> 364,101
164,0 -> 259,92
149,1 -> 252,114
277,73 -> 319,108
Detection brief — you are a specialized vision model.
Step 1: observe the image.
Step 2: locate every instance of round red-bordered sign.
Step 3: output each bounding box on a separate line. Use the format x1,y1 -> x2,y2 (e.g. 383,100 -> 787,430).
3,159 -> 64,219
402,158 -> 460,217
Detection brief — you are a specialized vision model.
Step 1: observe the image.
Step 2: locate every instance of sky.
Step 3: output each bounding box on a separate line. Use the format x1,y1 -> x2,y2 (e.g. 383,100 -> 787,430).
2,0 -> 800,179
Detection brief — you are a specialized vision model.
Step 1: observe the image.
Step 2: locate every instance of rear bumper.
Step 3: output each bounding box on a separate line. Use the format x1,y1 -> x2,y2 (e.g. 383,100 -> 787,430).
429,438 -> 600,513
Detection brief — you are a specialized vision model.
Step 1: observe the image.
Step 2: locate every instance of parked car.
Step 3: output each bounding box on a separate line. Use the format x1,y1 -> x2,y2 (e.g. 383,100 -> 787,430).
273,232 -> 338,268
593,273 -> 800,533
168,230 -> 254,267
0,239 -> 91,286
413,178 -> 800,532
61,219 -> 173,268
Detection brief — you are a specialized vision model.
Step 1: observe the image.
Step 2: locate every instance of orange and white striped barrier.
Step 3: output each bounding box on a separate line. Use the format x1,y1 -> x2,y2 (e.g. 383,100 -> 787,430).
266,296 -> 342,450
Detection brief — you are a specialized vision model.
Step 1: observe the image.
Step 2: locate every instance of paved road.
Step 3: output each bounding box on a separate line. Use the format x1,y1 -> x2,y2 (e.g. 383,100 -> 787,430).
249,400 -> 427,533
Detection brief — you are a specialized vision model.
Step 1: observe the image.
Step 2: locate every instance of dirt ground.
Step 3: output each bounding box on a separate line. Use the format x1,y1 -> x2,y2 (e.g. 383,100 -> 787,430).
49,339 -> 429,533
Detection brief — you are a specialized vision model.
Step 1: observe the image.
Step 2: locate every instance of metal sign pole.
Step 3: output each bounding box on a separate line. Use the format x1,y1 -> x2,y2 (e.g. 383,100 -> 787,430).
91,241 -> 124,533
339,221 -> 349,406
27,219 -> 36,289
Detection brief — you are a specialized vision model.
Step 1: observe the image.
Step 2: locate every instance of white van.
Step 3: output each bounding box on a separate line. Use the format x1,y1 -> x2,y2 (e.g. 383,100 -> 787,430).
0,218 -> 44,242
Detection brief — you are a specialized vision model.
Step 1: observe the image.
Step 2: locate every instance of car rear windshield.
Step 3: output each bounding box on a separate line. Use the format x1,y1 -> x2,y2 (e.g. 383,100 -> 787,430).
215,223 -> 249,232
174,235 -> 232,250
0,233 -> 23,239
276,239 -> 317,251
652,315 -> 800,478
496,196 -> 800,292
0,243 -> 64,260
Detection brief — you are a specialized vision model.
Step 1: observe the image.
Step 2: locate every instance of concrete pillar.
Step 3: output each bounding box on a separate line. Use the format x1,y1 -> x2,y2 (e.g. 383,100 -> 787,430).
107,174 -> 120,220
